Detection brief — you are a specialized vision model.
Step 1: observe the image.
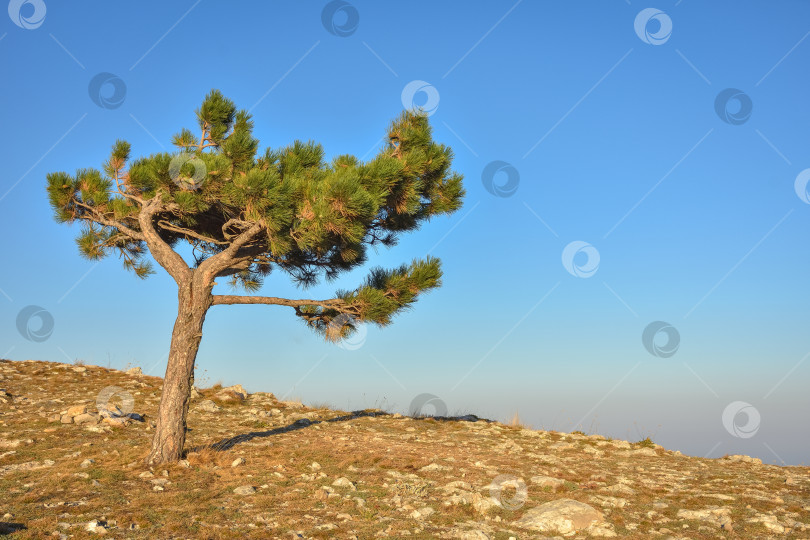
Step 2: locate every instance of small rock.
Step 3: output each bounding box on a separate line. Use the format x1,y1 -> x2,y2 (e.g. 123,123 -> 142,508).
530,475 -> 566,490
410,506 -> 435,520
67,404 -> 88,416
419,463 -> 449,472
309,462 -> 321,471
197,400 -> 221,412
85,520 -> 106,534
215,384 -> 248,402
80,459 -> 95,468
102,416 -> 130,427
332,477 -> 356,490
231,457 -> 245,468
74,413 -> 99,426
60,415 -> 74,424
724,454 -> 763,465
126,367 -> 142,375
233,485 -> 256,495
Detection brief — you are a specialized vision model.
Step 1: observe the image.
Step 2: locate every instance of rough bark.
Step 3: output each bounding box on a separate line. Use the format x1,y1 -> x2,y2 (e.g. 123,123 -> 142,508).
145,278 -> 213,464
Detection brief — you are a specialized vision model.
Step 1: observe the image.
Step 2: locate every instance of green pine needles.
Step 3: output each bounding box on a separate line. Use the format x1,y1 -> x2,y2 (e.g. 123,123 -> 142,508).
47,90 -> 465,340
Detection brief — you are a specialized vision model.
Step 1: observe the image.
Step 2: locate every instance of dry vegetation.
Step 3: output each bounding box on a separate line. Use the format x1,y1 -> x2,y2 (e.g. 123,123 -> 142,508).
0,358 -> 808,539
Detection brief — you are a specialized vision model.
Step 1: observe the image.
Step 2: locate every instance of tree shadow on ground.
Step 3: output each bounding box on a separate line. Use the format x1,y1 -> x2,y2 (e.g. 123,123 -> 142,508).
0,522 -> 26,535
189,411 -> 492,453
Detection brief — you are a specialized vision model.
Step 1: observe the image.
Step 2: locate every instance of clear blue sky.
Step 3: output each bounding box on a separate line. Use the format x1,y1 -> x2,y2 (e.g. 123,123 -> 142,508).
2,1 -> 809,465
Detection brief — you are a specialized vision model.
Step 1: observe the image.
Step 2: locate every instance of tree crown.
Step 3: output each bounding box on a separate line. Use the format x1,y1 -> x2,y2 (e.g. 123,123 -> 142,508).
47,90 -> 464,338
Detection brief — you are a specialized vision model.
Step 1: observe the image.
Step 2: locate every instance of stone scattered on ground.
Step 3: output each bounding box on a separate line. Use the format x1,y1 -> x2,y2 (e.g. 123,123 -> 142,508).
0,358 -> 807,539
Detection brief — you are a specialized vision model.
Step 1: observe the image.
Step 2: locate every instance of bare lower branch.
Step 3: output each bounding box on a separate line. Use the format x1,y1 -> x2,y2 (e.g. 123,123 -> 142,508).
211,295 -> 345,309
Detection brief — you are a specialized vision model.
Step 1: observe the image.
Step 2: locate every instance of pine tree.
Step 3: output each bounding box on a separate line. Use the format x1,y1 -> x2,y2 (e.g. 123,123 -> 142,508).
47,90 -> 465,464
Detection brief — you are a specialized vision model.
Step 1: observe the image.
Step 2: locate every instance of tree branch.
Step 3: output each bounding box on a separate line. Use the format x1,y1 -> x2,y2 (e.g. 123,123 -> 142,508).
212,295 -> 345,309
73,201 -> 145,241
197,222 -> 264,283
157,220 -> 227,245
138,194 -> 192,283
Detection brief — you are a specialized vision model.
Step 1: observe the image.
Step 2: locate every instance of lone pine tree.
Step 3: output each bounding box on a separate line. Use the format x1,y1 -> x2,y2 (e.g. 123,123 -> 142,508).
47,90 -> 464,464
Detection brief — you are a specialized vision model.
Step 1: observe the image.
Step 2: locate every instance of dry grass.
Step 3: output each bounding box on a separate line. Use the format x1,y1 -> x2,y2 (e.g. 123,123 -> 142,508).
0,359 -> 806,539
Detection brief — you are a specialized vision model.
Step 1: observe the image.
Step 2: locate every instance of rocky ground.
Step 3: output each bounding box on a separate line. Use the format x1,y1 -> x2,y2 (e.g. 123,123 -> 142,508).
0,358 -> 807,539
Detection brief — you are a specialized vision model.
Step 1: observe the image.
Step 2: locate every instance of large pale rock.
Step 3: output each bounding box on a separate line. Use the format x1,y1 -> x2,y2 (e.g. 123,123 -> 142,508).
125,366 -> 142,375
513,498 -> 604,534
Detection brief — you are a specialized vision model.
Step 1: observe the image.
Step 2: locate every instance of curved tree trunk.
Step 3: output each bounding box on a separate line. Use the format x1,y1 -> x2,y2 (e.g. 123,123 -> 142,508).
146,279 -> 213,464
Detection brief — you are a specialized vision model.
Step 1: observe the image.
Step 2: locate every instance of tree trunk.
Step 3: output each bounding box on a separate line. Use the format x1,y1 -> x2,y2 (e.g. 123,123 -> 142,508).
146,279 -> 212,464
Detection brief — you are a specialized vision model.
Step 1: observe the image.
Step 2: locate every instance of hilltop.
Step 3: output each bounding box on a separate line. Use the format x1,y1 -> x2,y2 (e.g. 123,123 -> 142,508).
0,358 -> 807,539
